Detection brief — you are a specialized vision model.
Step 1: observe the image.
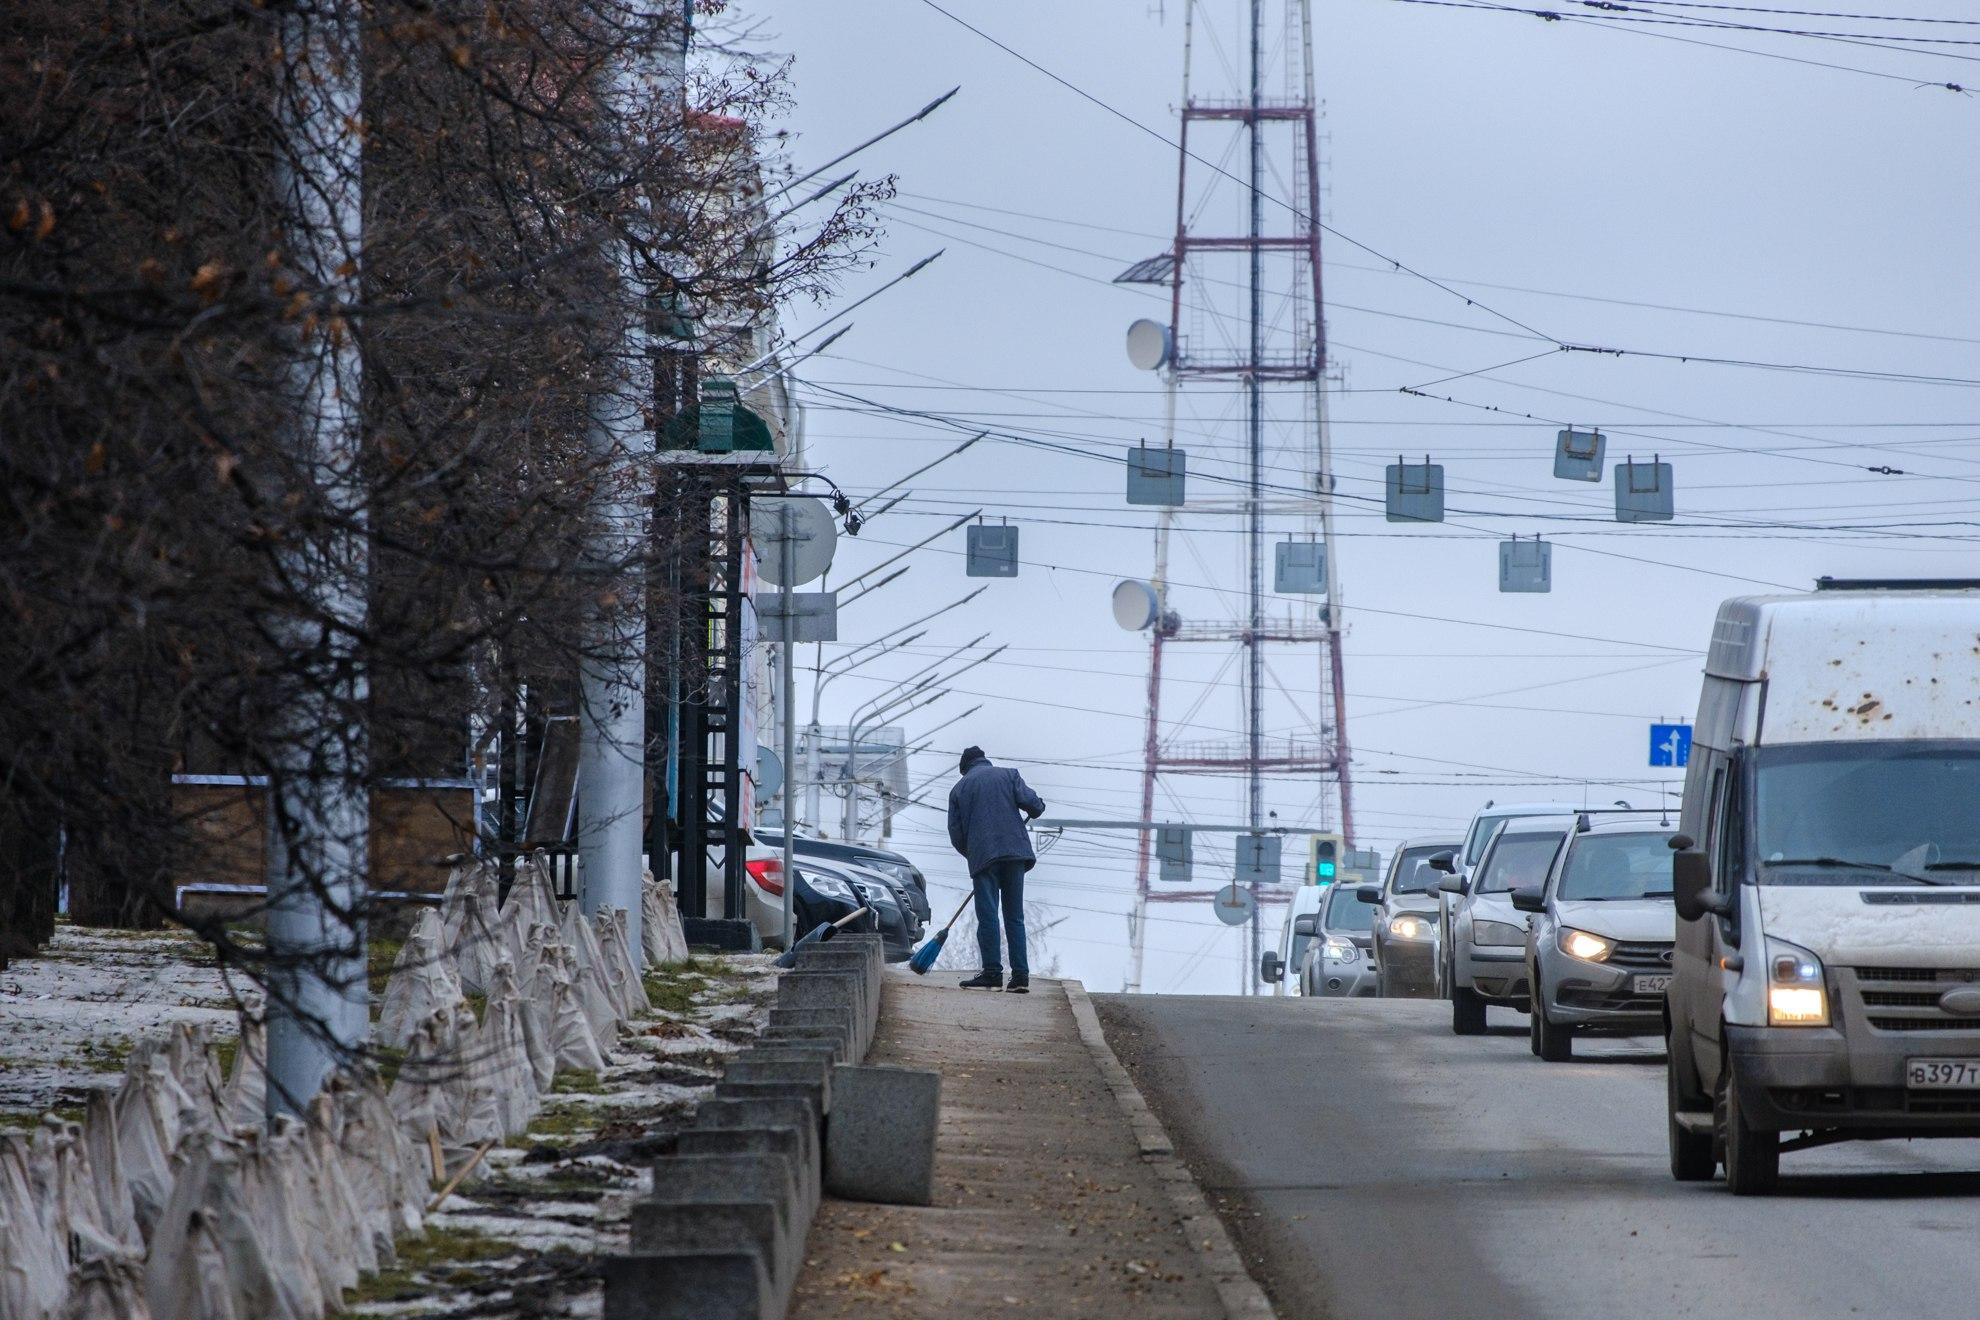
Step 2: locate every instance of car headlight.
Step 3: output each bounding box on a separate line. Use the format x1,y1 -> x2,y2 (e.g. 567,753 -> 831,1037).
1388,914 -> 1434,942
1323,936 -> 1359,964
1558,927 -> 1615,963
802,870 -> 856,902
1766,936 -> 1829,1026
1472,919 -> 1526,947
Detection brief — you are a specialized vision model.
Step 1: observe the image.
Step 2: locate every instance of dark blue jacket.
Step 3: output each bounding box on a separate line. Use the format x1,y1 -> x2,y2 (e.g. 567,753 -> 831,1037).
947,757 -> 1046,878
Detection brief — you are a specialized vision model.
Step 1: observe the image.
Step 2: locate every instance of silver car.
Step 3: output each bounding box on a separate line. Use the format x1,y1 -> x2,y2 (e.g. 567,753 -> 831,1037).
1297,881 -> 1379,998
1437,816 -> 1572,1034
1356,836 -> 1460,998
1513,818 -> 1678,1061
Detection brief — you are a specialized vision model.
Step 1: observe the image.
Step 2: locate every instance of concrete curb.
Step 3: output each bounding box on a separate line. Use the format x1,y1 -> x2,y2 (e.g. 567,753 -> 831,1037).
1062,980 -> 1278,1320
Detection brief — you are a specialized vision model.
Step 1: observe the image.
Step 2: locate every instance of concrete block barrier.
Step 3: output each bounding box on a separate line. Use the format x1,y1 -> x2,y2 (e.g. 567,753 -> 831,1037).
758,1024 -> 851,1061
715,1077 -> 831,1119
825,1064 -> 941,1207
647,1151 -> 806,1256
601,1250 -> 774,1320
675,1125 -> 818,1211
774,972 -> 868,1059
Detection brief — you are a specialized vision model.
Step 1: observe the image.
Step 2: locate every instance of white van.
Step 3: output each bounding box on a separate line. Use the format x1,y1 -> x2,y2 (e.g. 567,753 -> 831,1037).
1259,885 -> 1329,996
1666,580 -> 1980,1194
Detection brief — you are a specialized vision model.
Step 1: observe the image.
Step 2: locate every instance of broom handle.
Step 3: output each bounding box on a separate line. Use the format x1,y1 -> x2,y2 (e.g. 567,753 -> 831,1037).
938,891 -> 973,935
830,906 -> 870,930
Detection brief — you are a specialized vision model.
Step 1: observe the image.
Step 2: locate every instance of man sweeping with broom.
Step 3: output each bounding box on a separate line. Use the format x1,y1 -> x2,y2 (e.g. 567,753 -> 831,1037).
941,746 -> 1046,993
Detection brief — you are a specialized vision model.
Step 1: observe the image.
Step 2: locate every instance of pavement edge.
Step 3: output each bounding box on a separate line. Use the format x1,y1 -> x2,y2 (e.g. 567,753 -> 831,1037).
1061,980 -> 1278,1320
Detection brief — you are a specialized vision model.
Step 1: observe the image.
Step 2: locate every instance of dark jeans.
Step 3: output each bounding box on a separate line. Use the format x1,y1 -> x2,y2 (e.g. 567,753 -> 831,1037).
972,859 -> 1028,977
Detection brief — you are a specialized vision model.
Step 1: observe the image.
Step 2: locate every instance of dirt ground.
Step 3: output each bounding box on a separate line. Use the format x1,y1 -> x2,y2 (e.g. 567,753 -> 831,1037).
788,973 -> 1226,1319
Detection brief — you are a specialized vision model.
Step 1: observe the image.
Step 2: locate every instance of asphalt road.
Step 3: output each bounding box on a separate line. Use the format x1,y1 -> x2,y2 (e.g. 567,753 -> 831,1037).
1096,995 -> 1980,1320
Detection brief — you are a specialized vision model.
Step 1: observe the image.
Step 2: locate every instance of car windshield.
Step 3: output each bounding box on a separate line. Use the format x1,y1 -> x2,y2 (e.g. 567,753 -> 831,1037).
1476,831 -> 1566,893
1557,831 -> 1676,900
1325,884 -> 1376,932
1754,742 -> 1980,885
1389,845 -> 1450,895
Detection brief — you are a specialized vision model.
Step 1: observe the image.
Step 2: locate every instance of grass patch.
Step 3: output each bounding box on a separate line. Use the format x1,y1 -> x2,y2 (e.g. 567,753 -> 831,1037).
521,1103 -> 595,1140
336,1223 -> 514,1307
367,935 -> 406,999
76,1039 -> 133,1075
642,956 -> 719,1013
548,1068 -> 600,1095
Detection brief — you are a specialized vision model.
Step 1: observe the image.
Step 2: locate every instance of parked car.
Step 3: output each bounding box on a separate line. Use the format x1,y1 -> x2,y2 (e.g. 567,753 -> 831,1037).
1436,801 -> 1579,996
1260,884 -> 1330,995
744,851 -> 916,962
1297,880 -> 1379,998
1356,836 -> 1461,998
1667,580 -> 1980,1194
754,831 -> 931,925
1437,815 -> 1572,1034
1513,817 -> 1677,1060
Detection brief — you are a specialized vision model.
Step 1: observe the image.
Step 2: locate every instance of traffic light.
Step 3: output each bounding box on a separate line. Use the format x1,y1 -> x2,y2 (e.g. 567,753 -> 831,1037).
1309,832 -> 1343,884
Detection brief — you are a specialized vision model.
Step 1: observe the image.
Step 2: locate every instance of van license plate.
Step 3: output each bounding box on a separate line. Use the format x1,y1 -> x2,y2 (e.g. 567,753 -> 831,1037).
1632,974 -> 1672,995
1907,1059 -> 1980,1090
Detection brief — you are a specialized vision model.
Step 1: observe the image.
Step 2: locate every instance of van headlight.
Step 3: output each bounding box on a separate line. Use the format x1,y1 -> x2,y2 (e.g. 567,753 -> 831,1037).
1388,914 -> 1434,942
1766,936 -> 1829,1027
1472,919 -> 1525,947
1557,927 -> 1615,963
1323,937 -> 1359,964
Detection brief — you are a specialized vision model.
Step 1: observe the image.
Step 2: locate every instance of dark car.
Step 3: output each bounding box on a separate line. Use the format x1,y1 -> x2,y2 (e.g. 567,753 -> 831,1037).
757,832 -> 932,926
790,856 -> 917,963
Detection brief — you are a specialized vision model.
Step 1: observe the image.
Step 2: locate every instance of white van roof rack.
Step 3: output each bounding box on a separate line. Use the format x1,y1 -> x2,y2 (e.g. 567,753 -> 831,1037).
1814,576 -> 1980,591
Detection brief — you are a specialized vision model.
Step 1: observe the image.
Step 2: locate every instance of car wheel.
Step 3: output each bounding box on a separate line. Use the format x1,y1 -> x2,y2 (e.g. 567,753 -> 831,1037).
1668,1030 -> 1716,1182
1716,1064 -> 1779,1195
1451,984 -> 1487,1035
1532,998 -> 1573,1061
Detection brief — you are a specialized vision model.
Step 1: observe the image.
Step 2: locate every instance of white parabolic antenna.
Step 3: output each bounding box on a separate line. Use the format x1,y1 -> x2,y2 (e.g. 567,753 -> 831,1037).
752,496 -> 838,587
1111,579 -> 1160,631
1125,319 -> 1172,372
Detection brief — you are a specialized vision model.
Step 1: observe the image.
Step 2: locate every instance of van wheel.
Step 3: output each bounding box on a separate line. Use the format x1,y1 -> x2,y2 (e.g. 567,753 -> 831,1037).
1667,1032 -> 1715,1182
1532,1001 -> 1573,1061
1451,985 -> 1487,1035
1716,1067 -> 1779,1195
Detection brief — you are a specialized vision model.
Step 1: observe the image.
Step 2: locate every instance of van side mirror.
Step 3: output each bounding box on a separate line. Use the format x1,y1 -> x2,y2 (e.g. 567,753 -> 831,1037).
1355,885 -> 1381,904
1437,875 -> 1467,896
1428,851 -> 1457,874
1259,951 -> 1283,984
1293,913 -> 1322,937
1509,887 -> 1546,914
1672,850 -> 1726,921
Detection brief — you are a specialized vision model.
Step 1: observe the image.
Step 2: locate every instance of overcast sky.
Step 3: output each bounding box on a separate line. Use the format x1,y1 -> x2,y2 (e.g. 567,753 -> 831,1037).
748,0 -> 1980,993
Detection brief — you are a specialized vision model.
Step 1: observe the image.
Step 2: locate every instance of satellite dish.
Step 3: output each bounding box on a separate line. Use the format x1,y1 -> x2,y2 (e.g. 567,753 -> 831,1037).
755,747 -> 785,801
1125,319 -> 1172,372
752,496 -> 838,587
1111,579 -> 1160,631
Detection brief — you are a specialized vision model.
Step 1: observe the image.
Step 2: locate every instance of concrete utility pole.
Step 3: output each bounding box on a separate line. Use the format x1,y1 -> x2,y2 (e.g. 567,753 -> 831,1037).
265,0 -> 369,1117
577,2 -> 688,958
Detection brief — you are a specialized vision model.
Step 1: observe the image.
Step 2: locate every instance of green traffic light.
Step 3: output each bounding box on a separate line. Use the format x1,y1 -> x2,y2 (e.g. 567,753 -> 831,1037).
1317,862 -> 1336,878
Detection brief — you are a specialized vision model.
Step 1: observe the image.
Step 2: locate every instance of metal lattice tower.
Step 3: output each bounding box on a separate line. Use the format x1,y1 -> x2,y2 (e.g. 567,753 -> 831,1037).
1124,0 -> 1354,994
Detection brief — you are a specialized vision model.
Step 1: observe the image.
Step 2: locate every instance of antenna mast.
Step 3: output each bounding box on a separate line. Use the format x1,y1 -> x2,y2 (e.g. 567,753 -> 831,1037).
1124,0 -> 1353,993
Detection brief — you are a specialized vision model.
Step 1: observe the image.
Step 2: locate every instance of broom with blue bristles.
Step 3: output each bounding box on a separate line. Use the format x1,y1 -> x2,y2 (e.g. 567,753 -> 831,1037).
908,892 -> 974,975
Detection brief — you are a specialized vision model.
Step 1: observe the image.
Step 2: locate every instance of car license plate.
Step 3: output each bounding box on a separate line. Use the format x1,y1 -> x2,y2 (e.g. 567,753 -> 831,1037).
1632,974 -> 1672,995
1907,1059 -> 1980,1090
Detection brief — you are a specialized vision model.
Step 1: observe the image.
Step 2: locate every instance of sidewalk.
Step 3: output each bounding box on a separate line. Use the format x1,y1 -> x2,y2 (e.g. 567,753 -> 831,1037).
788,972 -> 1230,1318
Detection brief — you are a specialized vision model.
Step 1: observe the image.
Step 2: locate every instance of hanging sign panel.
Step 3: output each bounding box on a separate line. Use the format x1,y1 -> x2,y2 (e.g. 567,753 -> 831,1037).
1274,541 -> 1326,594
1126,446 -> 1187,506
1615,457 -> 1675,523
1386,457 -> 1445,523
1499,536 -> 1552,593
1554,428 -> 1605,482
966,524 -> 1020,577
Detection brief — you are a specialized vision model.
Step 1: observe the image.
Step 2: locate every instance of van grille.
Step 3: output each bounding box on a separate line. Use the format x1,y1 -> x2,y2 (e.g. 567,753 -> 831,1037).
1851,967 -> 1980,1034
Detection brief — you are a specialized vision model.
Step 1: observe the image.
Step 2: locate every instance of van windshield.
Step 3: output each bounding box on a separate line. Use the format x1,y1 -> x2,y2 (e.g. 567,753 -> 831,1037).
1557,832 -> 1677,900
1754,742 -> 1980,885
1477,831 -> 1566,893
1464,815 -> 1509,866
1390,845 -> 1451,895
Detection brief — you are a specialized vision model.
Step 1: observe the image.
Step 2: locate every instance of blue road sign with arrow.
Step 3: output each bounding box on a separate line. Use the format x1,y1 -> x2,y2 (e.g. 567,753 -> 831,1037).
1649,723 -> 1692,768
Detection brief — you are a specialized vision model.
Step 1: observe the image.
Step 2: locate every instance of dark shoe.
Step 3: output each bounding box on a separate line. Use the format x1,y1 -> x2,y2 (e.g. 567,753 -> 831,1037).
1006,974 -> 1030,994
959,971 -> 1004,990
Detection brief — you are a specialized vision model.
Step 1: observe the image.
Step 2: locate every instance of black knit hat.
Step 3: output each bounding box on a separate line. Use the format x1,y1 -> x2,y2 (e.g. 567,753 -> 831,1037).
959,745 -> 987,773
